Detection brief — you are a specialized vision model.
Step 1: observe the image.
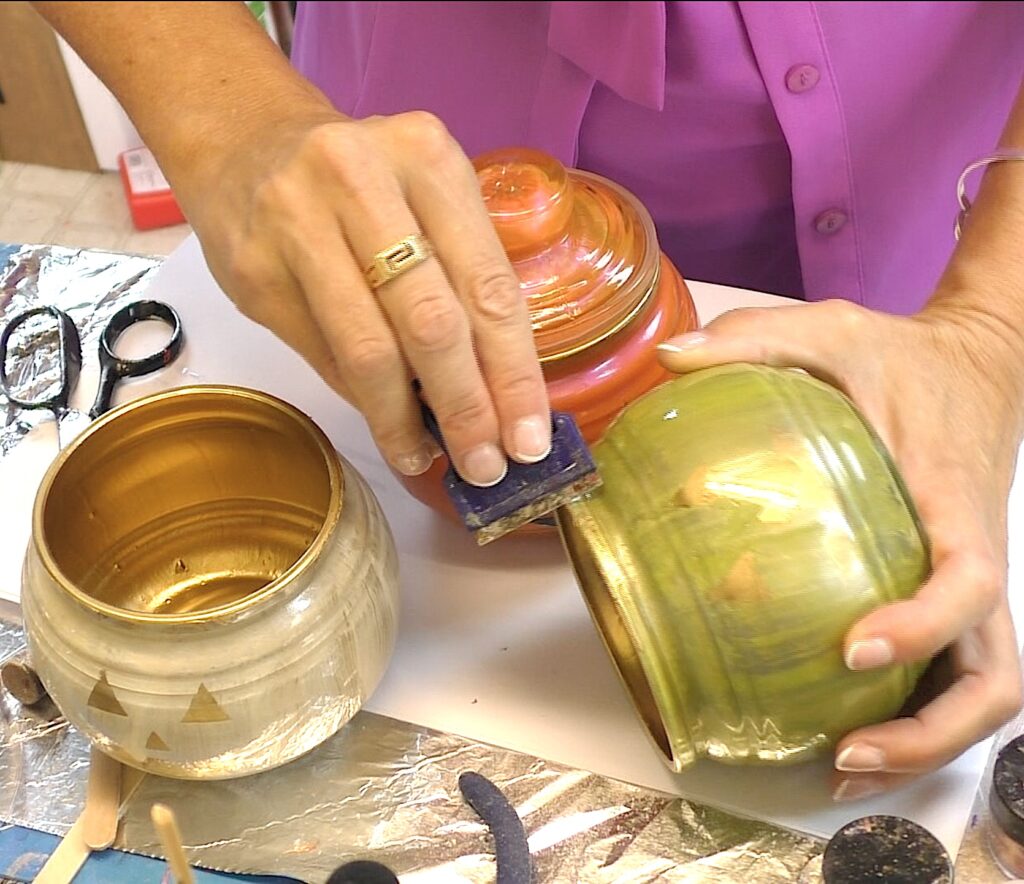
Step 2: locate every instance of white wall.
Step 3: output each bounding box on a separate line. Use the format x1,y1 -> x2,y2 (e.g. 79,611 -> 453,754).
55,6 -> 281,172
56,37 -> 142,171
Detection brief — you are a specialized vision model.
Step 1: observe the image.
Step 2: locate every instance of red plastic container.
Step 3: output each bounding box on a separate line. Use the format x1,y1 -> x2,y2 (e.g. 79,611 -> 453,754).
117,147 -> 186,231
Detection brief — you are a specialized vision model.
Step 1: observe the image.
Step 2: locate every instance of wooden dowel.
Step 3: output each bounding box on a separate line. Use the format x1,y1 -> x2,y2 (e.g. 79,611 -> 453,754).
150,803 -> 195,884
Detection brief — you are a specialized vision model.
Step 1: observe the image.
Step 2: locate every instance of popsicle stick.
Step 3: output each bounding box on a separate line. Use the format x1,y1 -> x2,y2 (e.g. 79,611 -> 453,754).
82,746 -> 122,850
33,816 -> 90,884
151,803 -> 196,884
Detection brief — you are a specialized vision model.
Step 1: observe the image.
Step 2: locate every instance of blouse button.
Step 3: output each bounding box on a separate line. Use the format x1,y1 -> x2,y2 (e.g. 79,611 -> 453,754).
815,209 -> 848,235
786,64 -> 821,94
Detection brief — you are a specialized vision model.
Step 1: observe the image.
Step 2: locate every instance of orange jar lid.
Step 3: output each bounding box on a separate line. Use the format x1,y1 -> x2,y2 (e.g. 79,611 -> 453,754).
474,147 -> 661,362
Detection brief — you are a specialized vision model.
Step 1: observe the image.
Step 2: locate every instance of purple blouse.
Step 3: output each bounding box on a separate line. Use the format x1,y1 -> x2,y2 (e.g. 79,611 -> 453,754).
292,2 -> 1024,314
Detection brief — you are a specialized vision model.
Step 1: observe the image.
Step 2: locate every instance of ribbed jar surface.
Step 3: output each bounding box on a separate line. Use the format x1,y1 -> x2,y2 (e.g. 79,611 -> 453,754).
559,364 -> 929,770
22,386 -> 399,779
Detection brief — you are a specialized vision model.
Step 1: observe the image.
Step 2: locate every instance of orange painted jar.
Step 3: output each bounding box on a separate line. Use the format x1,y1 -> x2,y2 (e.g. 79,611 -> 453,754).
401,147 -> 700,524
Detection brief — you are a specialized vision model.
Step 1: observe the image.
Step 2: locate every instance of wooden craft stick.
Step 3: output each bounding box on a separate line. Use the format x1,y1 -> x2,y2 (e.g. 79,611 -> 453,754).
151,802 -> 196,884
82,746 -> 122,850
32,748 -> 127,883
33,816 -> 90,884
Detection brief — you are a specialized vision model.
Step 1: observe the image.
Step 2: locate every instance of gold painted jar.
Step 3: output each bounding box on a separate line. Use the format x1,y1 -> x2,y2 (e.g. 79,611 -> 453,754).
557,364 -> 931,769
21,386 -> 399,780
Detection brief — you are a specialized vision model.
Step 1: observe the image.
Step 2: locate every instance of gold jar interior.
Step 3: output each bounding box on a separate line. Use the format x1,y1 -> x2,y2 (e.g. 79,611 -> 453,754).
37,387 -> 340,619
556,507 -> 672,761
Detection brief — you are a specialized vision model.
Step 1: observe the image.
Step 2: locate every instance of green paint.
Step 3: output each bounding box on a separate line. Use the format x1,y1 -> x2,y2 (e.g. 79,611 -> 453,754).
565,363 -> 929,769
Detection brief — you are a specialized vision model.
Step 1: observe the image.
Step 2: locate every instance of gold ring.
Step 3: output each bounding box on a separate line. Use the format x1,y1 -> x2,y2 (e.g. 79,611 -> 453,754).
364,233 -> 434,290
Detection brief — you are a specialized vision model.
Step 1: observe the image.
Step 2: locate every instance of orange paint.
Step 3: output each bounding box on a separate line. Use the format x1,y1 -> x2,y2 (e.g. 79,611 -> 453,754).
399,148 -> 699,528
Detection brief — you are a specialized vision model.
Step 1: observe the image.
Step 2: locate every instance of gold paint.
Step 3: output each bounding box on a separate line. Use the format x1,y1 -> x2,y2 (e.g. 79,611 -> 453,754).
537,265 -> 658,364
145,731 -> 170,751
87,672 -> 128,717
555,506 -> 672,761
678,439 -> 833,524
708,551 -> 769,604
181,684 -> 230,723
32,386 -> 343,624
676,464 -> 711,508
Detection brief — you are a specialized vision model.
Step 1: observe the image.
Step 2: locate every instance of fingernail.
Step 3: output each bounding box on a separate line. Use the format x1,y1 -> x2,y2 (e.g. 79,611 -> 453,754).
845,638 -> 894,670
461,443 -> 508,487
835,743 -> 886,772
657,333 -> 708,354
394,447 -> 435,476
833,778 -> 884,802
424,436 -> 444,460
512,415 -> 551,463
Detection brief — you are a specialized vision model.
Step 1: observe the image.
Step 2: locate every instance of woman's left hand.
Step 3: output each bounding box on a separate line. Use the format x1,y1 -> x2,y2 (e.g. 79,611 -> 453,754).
657,297 -> 1024,802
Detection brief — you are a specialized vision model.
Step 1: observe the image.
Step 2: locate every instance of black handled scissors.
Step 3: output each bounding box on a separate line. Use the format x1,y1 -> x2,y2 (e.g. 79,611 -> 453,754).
0,300 -> 183,447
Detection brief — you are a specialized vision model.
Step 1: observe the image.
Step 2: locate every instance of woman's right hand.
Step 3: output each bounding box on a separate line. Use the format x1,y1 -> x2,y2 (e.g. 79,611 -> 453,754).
29,3 -> 548,486
179,106 -> 551,486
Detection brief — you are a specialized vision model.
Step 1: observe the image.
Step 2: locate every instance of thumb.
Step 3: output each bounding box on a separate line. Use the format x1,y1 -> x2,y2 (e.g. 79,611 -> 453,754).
656,300 -> 868,386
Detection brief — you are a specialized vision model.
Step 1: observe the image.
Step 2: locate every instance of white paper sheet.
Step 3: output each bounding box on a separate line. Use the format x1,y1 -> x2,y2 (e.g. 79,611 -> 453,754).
3,234 -> 1021,856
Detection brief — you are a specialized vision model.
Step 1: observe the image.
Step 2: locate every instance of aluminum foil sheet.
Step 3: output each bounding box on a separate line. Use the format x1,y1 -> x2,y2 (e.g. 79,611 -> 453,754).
0,613 -> 827,883
0,243 -> 161,457
0,619 -> 84,833
120,714 -> 826,883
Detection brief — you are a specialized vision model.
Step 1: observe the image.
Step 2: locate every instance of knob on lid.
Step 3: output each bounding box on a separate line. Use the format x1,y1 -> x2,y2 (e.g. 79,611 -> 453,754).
477,149 -> 573,261
474,147 -> 661,362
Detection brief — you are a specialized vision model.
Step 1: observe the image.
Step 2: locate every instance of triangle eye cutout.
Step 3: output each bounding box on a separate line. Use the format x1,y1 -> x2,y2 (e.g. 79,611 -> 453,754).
86,671 -> 128,717
145,731 -> 170,752
181,683 -> 230,723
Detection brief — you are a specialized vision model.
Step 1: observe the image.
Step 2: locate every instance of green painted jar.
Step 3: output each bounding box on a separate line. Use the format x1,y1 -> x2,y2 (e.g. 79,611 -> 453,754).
557,363 -> 930,770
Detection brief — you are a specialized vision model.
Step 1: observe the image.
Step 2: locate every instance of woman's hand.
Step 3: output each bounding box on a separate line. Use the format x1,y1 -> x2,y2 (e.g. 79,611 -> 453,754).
657,297 -> 1024,800
180,107 -> 550,486
29,1 -> 551,488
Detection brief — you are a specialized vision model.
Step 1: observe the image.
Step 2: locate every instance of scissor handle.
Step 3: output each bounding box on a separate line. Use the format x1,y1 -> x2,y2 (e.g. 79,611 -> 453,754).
90,300 -> 184,419
0,305 -> 83,412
